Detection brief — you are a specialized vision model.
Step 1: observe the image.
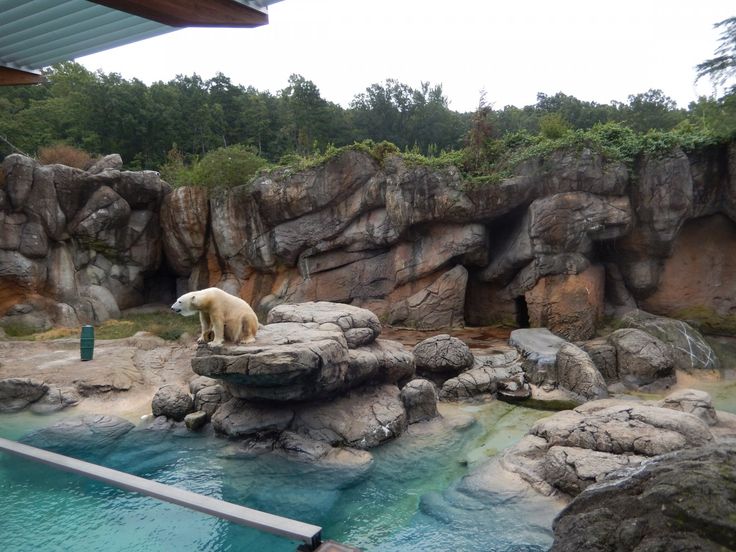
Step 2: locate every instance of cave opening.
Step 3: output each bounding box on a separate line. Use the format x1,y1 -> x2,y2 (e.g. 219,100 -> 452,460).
515,295 -> 529,328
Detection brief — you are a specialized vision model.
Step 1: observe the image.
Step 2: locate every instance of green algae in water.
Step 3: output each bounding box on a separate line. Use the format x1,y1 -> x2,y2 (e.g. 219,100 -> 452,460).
0,403 -> 556,552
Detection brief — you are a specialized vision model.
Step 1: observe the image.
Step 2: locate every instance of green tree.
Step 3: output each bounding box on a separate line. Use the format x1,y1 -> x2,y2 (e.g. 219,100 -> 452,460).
696,16 -> 736,95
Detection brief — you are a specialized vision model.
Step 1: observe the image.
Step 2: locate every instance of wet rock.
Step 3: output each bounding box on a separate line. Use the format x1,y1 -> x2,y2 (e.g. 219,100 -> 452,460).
413,334 -> 474,374
151,384 -> 194,421
212,399 -> 295,438
275,431 -> 374,471
293,384 -> 407,449
22,414 -> 135,453
400,378 -> 439,423
184,411 -> 209,431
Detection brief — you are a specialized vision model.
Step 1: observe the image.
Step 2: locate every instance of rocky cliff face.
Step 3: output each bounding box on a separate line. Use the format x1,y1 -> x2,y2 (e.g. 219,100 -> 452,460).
0,154 -> 171,330
2,143 -> 735,338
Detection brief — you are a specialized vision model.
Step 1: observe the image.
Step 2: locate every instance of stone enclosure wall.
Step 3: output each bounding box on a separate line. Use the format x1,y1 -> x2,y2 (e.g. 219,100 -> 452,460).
1,143 -> 736,340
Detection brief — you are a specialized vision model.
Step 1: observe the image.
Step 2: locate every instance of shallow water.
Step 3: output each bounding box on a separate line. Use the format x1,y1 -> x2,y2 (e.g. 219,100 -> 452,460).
0,402 -> 554,552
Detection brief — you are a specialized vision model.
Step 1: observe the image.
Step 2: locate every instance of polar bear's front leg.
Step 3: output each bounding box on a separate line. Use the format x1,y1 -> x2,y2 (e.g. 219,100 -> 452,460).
198,311 -> 212,344
210,318 -> 225,346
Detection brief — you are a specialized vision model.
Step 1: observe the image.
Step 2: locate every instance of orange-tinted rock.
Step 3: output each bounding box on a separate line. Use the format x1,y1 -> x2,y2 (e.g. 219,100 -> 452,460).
525,264 -> 605,340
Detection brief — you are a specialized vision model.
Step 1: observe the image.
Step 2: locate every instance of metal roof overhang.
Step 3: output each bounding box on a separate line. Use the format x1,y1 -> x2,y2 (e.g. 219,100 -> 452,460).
0,0 -> 278,85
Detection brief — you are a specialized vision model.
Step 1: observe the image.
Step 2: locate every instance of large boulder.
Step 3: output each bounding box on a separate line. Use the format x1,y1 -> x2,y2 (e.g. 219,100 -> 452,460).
151,385 -> 194,421
292,384 -> 407,449
0,377 -> 48,412
400,378 -> 439,423
509,328 -> 567,387
413,334 -> 474,375
607,328 -> 675,389
524,264 -> 605,341
619,310 -> 720,371
192,322 -> 350,402
267,301 -> 381,348
497,392 -> 718,498
554,343 -> 608,402
551,445 -> 736,552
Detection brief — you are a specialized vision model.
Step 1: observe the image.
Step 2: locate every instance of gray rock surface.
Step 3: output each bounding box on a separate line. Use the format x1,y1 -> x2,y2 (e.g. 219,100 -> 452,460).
550,445 -> 736,552
267,301 -> 381,347
509,328 -> 567,386
292,384 -> 407,449
555,343 -> 608,401
212,398 -> 295,437
657,388 -> 718,426
607,328 -> 675,389
413,334 -> 474,374
22,414 -> 135,453
0,377 -> 48,412
28,386 -> 80,414
400,379 -> 439,423
184,410 -> 208,431
619,309 -> 720,371
151,385 -> 194,421
497,391 -> 719,498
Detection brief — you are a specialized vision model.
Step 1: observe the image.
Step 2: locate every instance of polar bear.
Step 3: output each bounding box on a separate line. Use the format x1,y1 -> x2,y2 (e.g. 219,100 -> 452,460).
171,287 -> 258,346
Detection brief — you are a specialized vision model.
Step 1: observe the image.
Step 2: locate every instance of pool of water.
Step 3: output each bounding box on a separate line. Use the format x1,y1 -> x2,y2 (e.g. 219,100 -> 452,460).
0,402 -> 555,552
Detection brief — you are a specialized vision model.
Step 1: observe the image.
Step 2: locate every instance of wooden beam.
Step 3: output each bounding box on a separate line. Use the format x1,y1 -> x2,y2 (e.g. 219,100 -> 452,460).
90,0 -> 269,28
0,66 -> 44,86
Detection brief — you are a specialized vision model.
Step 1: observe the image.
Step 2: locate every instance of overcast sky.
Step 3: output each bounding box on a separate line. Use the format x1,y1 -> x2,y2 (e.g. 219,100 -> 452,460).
77,0 -> 734,113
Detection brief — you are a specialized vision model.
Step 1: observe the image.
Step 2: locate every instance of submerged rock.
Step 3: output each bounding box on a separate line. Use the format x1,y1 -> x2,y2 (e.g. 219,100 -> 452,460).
22,414 -> 135,453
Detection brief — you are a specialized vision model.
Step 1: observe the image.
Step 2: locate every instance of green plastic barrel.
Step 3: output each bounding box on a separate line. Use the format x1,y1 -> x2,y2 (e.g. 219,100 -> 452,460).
80,325 -> 94,361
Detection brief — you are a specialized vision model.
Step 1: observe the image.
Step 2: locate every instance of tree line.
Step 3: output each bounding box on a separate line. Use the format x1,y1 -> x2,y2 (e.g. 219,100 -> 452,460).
0,58 -> 734,172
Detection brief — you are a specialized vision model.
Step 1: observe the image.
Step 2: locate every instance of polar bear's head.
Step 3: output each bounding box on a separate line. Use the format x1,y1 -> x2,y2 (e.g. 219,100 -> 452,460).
171,291 -> 199,317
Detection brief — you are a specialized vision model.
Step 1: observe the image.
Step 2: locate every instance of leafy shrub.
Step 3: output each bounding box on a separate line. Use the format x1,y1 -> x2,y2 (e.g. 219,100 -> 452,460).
539,113 -> 571,139
37,143 -> 92,169
161,145 -> 267,192
190,144 -> 267,191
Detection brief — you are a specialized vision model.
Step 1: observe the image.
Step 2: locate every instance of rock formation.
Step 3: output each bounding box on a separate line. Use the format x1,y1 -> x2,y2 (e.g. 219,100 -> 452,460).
550,444 -> 736,552
1,153 -> 171,331
491,389 -> 735,499
2,142 -> 735,336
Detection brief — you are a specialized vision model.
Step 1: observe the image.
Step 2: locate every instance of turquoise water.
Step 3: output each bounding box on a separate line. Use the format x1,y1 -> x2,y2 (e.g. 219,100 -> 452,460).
0,403 -> 555,552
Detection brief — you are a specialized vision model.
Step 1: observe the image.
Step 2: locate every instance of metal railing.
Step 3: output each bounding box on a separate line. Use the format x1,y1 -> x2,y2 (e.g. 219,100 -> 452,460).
0,436 -> 323,551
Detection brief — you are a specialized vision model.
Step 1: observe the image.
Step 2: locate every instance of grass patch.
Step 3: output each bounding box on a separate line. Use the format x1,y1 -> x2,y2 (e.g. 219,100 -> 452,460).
9,311 -> 201,342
